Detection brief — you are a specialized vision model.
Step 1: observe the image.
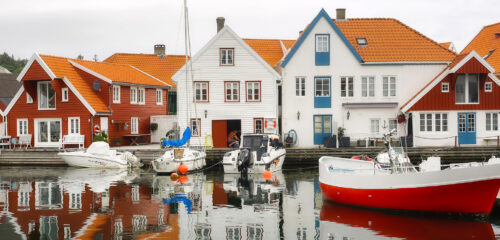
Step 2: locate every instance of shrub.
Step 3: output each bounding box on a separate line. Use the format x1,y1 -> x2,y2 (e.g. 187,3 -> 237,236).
93,135 -> 108,143
150,123 -> 158,132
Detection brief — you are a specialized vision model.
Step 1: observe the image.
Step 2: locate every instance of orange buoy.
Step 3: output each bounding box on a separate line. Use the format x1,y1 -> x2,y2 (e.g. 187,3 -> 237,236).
179,174 -> 188,184
170,172 -> 179,181
263,170 -> 273,181
178,164 -> 188,174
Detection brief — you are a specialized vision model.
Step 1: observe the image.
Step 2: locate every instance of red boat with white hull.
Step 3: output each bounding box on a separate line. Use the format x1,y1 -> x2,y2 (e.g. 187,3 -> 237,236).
319,130 -> 500,214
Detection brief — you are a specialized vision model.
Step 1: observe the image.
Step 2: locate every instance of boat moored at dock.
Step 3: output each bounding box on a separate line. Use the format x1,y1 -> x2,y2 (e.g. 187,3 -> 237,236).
58,142 -> 142,169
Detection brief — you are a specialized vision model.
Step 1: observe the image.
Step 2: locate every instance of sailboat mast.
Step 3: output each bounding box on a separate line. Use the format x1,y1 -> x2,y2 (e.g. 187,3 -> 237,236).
184,0 -> 190,147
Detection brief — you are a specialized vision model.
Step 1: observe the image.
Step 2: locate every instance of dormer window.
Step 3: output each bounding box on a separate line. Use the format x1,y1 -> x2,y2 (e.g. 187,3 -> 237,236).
356,38 -> 368,46
455,74 -> 479,104
220,48 -> 234,66
38,81 -> 56,110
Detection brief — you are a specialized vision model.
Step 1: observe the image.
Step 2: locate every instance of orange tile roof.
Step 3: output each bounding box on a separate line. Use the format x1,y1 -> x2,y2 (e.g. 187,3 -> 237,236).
39,55 -> 110,113
439,42 -> 452,50
333,18 -> 457,62
104,54 -> 187,88
461,22 -> 500,73
243,39 -> 295,67
73,59 -> 170,87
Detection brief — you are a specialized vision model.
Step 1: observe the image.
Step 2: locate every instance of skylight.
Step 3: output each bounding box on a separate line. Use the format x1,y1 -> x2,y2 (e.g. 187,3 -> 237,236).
356,38 -> 367,46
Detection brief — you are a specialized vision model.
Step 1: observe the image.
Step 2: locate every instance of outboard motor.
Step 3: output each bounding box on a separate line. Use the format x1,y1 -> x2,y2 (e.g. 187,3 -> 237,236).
238,148 -> 251,173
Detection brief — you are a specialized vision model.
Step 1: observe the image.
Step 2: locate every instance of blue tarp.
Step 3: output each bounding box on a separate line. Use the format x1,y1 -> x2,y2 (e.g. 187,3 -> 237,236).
161,127 -> 191,147
163,195 -> 192,213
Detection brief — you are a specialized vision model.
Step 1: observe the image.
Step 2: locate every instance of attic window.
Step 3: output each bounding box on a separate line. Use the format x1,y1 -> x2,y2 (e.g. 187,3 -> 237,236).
356,38 -> 367,46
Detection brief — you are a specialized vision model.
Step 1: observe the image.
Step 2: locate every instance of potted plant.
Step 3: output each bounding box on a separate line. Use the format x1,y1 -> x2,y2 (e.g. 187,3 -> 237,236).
113,138 -> 122,146
93,135 -> 108,143
150,122 -> 158,132
338,127 -> 350,147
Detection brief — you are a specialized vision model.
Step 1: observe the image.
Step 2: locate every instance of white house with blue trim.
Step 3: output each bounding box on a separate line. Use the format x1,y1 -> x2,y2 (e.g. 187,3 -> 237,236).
281,9 -> 456,147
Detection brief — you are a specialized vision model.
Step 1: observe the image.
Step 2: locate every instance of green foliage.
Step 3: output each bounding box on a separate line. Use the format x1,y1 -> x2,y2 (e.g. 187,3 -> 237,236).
150,123 -> 158,132
93,135 -> 108,143
0,52 -> 28,73
337,127 -> 346,139
101,131 -> 108,138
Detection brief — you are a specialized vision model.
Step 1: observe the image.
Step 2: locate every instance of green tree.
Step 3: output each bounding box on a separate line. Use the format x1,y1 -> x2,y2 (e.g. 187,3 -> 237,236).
0,52 -> 28,73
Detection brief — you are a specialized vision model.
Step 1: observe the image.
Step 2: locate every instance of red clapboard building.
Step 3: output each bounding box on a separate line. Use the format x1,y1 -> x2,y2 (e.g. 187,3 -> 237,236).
4,53 -> 173,147
401,51 -> 500,146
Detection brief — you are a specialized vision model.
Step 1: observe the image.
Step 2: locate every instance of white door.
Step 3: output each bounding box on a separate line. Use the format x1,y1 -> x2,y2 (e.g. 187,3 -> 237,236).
34,119 -> 61,147
100,117 -> 108,135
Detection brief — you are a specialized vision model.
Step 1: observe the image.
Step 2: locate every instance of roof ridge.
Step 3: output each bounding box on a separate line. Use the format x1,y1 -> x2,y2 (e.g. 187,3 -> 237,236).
243,38 -> 295,41
108,53 -> 187,57
483,21 -> 500,29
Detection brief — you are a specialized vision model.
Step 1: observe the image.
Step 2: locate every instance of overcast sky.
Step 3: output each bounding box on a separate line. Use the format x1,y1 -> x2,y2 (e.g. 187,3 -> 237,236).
1,0 -> 498,61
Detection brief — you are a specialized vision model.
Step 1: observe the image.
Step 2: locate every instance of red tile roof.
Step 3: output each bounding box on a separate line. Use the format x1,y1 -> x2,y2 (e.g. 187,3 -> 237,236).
243,39 -> 295,67
333,18 -> 457,62
461,22 -> 500,73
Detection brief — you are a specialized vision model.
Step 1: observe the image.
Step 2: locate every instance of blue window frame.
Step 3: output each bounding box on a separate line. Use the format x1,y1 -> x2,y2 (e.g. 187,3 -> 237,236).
314,77 -> 331,108
315,34 -> 330,66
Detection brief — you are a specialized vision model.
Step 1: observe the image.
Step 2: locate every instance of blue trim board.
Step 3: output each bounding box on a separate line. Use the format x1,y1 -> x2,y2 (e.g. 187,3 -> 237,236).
281,8 -> 363,68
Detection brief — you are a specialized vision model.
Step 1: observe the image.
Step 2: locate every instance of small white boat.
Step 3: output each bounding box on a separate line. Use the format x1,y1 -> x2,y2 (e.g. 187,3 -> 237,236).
223,134 -> 286,174
152,147 -> 206,173
58,141 -> 142,169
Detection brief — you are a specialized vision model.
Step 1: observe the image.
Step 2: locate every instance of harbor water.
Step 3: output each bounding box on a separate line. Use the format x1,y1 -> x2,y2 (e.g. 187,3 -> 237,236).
0,166 -> 500,239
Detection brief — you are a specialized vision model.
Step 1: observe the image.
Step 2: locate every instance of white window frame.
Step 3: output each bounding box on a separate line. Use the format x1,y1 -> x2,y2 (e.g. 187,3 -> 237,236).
131,117 -> 138,134
441,82 -> 449,93
370,119 -> 380,135
61,88 -> 68,102
17,119 -> 28,136
130,87 -> 137,104
485,82 -> 493,92
315,34 -> 329,52
315,78 -> 330,97
254,118 -> 263,134
340,76 -> 354,97
361,76 -> 375,97
419,113 -> 448,132
246,81 -> 261,102
455,74 -> 479,104
69,193 -> 81,209
194,82 -> 209,102
68,117 -> 80,135
295,77 -> 305,96
26,93 -> 33,103
137,88 -> 145,105
225,82 -> 239,102
383,76 -> 396,97
220,48 -> 234,66
113,85 -> 121,103
156,89 -> 163,105
191,118 -> 201,137
37,81 -> 56,110
388,119 -> 397,134
486,112 -> 499,131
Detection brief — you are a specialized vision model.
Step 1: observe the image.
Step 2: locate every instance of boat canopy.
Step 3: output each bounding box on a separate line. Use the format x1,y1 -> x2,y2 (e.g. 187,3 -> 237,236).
161,127 -> 191,147
87,141 -> 112,155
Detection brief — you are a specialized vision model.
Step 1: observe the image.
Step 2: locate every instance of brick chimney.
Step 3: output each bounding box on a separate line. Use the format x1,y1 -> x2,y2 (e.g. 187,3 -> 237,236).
336,8 -> 346,21
217,17 -> 225,33
154,44 -> 165,57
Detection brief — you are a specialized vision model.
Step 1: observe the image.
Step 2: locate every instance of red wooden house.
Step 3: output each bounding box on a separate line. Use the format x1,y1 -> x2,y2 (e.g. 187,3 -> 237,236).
401,51 -> 500,146
4,53 -> 173,147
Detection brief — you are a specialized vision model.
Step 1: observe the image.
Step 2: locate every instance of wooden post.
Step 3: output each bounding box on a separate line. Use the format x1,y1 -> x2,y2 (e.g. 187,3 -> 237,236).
497,136 -> 499,147
455,136 -> 457,148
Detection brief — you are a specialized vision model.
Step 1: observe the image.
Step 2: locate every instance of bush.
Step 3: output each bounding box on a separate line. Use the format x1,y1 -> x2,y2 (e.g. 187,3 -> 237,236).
150,123 -> 158,132
93,135 -> 108,143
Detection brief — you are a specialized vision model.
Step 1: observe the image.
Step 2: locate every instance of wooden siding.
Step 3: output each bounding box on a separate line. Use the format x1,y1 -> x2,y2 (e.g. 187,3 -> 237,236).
22,61 -> 51,81
455,57 -> 490,74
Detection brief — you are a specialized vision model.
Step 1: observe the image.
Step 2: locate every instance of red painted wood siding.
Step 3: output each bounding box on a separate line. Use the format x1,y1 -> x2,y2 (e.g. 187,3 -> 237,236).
409,73 -> 500,111
455,57 -> 490,74
22,61 -> 51,81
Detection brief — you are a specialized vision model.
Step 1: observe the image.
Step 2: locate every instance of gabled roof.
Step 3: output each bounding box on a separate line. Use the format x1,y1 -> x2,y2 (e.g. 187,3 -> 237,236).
461,22 -> 500,74
439,42 -> 452,50
104,54 -> 186,88
243,39 -> 295,67
401,51 -> 500,112
282,9 -> 456,67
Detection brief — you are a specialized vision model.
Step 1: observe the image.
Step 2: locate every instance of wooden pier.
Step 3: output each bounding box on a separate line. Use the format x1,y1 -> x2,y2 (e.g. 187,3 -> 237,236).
0,146 -> 499,168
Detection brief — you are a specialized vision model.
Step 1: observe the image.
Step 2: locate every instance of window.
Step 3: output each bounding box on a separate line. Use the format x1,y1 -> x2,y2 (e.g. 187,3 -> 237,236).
194,82 -> 209,102
137,88 -> 145,104
191,118 -> 201,137
69,193 -> 81,209
455,74 -> 479,104
61,88 -> 68,102
131,117 -> 138,134
36,182 -> 62,209
38,81 -> 56,110
220,48 -> 234,66
389,119 -> 397,134
361,76 -> 375,97
68,117 -> 80,135
254,118 -> 263,134
225,82 -> 239,102
113,85 -> 120,103
370,119 -> 380,134
315,35 -> 329,52
130,87 -> 137,104
26,93 -> 33,103
420,113 -> 448,132
17,119 -> 28,136
156,89 -> 163,105
315,78 -> 330,97
486,113 -> 499,131
441,82 -> 449,93
340,77 -> 354,97
383,76 -> 396,97
246,81 -> 261,102
356,38 -> 367,46
485,82 -> 493,92
295,77 -> 305,96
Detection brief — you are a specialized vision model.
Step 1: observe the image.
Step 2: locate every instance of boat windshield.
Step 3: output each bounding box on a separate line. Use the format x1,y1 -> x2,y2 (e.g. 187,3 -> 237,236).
242,135 -> 267,150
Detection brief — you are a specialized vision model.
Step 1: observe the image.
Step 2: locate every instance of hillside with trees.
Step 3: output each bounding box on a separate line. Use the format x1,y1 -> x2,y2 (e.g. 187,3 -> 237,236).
0,52 -> 28,73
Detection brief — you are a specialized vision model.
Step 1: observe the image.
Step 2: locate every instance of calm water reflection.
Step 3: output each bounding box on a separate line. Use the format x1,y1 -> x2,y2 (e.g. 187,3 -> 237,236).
0,167 -> 499,239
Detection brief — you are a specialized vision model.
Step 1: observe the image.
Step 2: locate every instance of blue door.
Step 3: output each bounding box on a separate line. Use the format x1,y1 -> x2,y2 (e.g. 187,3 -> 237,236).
458,113 -> 476,145
314,115 -> 332,145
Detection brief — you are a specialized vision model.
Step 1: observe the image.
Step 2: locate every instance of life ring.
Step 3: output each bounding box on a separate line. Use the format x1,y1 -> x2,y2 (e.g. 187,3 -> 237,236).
265,120 -> 277,129
94,125 -> 101,135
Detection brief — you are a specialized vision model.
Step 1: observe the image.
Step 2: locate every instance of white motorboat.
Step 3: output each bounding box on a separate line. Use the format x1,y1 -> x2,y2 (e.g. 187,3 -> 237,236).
58,141 -> 142,169
223,134 -> 286,174
152,146 -> 206,174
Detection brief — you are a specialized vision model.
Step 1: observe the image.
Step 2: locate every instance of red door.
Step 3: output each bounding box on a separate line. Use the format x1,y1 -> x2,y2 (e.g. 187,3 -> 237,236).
212,120 -> 227,148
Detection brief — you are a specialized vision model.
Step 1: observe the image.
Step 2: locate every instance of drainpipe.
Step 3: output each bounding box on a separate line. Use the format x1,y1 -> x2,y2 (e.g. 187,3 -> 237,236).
90,115 -> 94,144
